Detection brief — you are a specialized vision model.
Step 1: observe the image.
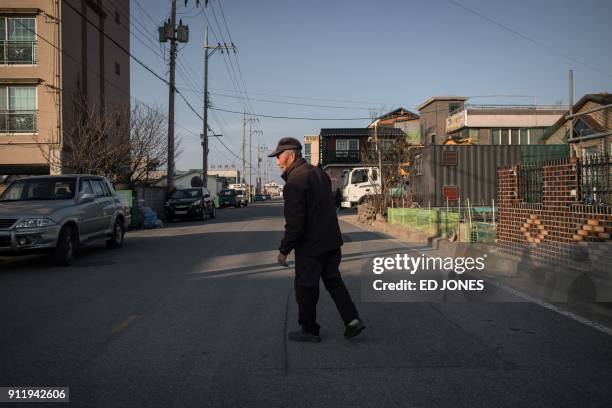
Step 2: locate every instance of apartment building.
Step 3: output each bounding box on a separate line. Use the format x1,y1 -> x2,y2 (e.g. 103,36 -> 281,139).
0,0 -> 130,177
446,104 -> 566,145
304,135 -> 319,166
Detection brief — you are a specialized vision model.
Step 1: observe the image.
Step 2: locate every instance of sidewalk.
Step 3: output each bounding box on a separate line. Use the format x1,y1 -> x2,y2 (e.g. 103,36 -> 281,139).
339,213 -> 612,334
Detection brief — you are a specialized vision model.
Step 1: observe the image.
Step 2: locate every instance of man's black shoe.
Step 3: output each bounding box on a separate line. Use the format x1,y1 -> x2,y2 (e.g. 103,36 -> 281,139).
344,319 -> 365,338
288,329 -> 321,343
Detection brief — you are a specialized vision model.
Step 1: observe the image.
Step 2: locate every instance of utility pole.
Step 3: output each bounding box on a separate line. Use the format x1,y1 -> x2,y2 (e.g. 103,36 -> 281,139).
257,144 -> 267,194
203,27 -> 234,187
249,120 -> 252,200
159,0 -> 190,191
242,112 -> 245,185
242,116 -> 260,198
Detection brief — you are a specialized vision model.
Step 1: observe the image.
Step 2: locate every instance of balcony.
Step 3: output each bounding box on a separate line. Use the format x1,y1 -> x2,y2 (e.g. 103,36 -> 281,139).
0,41 -> 37,65
0,110 -> 38,133
321,149 -> 362,165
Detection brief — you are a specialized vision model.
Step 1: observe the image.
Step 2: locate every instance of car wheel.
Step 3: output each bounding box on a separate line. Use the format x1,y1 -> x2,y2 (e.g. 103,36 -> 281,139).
106,218 -> 125,249
54,225 -> 76,266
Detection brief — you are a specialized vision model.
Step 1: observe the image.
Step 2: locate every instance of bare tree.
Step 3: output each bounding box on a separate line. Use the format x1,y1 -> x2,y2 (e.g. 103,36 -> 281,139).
124,103 -> 169,186
39,94 -> 181,187
40,92 -> 130,179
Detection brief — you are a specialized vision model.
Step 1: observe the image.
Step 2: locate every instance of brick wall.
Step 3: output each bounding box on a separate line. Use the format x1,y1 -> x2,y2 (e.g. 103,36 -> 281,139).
497,158 -> 612,272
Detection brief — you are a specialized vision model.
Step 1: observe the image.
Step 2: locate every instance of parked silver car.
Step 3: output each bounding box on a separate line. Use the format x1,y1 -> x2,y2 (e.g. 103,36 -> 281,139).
0,175 -> 130,265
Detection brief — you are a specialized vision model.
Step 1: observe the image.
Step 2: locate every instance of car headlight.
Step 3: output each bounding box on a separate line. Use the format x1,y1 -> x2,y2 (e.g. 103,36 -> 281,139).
14,217 -> 57,229
192,199 -> 202,206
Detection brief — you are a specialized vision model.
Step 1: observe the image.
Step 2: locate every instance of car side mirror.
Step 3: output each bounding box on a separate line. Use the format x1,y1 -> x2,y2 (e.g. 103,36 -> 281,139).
79,193 -> 96,203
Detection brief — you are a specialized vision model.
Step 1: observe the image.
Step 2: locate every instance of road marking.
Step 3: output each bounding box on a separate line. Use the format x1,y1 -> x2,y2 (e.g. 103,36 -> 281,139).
340,215 -> 612,337
111,315 -> 141,334
486,280 -> 612,337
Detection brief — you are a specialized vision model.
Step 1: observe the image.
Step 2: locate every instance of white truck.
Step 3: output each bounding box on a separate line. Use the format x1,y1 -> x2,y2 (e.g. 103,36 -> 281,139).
340,167 -> 380,208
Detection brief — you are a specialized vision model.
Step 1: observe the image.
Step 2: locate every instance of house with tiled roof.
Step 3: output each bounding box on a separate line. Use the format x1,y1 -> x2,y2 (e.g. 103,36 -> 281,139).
543,93 -> 612,157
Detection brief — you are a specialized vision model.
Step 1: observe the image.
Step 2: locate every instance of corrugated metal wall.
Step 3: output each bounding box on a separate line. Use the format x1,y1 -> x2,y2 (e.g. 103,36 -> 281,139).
412,145 -> 567,207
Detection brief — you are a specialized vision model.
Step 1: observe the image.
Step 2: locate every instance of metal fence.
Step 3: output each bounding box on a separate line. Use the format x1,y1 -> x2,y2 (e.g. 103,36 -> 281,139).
0,111 -> 38,133
0,41 -> 37,65
519,164 -> 543,203
387,207 -> 497,243
579,154 -> 611,206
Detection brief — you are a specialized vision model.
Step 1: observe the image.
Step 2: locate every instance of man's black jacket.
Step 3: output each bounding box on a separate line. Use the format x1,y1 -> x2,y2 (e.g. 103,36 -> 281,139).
279,158 -> 343,256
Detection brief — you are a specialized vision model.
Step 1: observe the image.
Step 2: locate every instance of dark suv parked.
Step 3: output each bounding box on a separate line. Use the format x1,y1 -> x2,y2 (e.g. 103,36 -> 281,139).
219,189 -> 237,208
165,188 -> 215,221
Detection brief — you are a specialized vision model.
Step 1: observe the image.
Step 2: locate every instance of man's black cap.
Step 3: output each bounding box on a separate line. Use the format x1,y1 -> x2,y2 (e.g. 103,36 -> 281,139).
267,137 -> 302,157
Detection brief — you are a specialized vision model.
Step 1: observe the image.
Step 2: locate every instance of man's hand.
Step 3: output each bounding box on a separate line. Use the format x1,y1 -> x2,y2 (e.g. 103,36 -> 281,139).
277,252 -> 289,267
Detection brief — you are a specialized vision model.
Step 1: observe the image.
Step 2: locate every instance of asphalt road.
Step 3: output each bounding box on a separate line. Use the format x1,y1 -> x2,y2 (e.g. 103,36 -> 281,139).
1,200 -> 611,407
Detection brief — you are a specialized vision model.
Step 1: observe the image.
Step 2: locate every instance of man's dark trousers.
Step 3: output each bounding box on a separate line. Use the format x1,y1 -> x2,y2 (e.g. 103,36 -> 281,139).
294,247 -> 359,335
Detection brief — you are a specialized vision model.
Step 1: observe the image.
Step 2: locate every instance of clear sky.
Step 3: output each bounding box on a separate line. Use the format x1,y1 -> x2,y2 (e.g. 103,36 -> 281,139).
128,0 -> 612,180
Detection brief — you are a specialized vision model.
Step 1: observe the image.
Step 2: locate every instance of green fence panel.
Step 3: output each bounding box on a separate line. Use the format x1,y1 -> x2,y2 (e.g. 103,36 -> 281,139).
388,208 -> 459,236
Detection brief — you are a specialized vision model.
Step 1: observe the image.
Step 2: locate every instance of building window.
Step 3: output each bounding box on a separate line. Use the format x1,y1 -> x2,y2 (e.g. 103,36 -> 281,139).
492,129 -> 500,145
510,129 -> 519,144
468,128 -> 479,143
414,154 -> 423,175
0,17 -> 37,64
448,103 -> 461,115
115,62 -> 120,75
304,143 -> 311,164
336,138 -> 359,151
0,85 -> 37,133
520,129 -> 529,144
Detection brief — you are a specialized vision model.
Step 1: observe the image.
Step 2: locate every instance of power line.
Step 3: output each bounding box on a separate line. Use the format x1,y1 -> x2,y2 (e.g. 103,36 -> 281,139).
446,0 -> 612,78
177,87 -> 376,110
209,107 -> 371,121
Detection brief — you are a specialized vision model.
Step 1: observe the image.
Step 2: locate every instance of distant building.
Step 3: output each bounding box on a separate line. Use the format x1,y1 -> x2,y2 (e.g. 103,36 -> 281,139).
446,104 -> 565,145
304,135 -> 319,166
264,182 -> 282,196
369,107 -> 420,145
155,170 -> 223,196
318,127 -> 405,190
206,168 -> 241,185
417,96 -> 468,145
0,0 -> 131,176
543,93 -> 612,157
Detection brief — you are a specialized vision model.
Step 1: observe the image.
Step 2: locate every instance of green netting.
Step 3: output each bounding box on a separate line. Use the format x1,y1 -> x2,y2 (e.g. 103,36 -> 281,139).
387,208 -> 459,236
473,222 -> 496,243
388,208 -> 497,242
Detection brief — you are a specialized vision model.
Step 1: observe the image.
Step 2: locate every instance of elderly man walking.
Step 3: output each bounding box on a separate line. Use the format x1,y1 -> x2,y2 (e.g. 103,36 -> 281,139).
269,137 -> 365,342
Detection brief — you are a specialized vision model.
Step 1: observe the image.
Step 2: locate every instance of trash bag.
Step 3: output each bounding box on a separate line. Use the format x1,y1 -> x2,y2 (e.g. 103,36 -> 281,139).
142,207 -> 162,229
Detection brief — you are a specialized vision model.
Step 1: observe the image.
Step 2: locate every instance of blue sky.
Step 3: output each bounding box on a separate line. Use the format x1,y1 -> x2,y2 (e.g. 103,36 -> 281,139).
128,0 -> 612,177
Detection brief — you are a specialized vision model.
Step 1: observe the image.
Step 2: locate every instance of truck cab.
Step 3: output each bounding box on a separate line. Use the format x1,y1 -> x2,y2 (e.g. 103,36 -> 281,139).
340,167 -> 380,208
